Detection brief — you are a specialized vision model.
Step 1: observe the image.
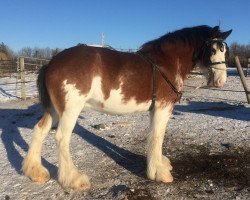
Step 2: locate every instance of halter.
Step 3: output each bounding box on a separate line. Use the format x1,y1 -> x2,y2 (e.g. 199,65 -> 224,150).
205,39 -> 228,71
138,52 -> 182,110
209,62 -> 227,71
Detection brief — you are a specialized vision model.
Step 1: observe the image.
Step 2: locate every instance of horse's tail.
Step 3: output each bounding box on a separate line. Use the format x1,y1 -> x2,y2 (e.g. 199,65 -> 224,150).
37,65 -> 51,110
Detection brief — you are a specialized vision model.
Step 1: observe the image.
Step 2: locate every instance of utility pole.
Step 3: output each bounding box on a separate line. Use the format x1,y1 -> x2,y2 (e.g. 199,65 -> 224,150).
102,33 -> 105,47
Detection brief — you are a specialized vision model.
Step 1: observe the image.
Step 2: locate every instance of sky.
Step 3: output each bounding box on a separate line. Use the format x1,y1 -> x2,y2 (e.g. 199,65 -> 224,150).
1,0 -> 250,52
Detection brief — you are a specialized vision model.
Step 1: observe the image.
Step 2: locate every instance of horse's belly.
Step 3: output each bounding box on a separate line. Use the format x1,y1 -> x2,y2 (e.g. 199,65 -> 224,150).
85,97 -> 150,115
85,76 -> 151,114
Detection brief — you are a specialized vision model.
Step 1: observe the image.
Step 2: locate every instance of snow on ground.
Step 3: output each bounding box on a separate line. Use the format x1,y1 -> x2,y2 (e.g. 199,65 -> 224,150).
0,68 -> 249,199
0,72 -> 38,102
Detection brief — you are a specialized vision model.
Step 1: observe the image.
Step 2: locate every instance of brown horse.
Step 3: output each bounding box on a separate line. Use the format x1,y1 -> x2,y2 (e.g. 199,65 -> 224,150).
22,25 -> 232,191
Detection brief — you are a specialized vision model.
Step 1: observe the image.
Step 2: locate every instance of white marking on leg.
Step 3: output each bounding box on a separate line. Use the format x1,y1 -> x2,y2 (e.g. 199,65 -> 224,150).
56,81 -> 90,190
22,111 -> 57,183
147,103 -> 173,183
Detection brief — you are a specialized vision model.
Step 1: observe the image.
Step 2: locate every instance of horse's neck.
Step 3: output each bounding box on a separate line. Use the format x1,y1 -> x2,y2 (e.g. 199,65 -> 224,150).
157,45 -> 195,79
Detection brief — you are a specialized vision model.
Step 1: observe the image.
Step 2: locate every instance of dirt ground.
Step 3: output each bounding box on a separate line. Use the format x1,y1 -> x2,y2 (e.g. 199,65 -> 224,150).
0,70 -> 249,199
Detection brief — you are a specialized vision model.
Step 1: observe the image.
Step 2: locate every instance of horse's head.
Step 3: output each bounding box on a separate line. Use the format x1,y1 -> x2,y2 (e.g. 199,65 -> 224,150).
197,26 -> 232,88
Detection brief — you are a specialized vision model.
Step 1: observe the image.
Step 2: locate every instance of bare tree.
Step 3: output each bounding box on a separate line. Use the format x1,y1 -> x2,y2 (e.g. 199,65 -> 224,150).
228,42 -> 250,67
19,47 -> 33,58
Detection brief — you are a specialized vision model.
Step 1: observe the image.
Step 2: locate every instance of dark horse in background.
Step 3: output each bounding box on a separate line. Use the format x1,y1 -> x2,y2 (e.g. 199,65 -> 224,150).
22,25 -> 232,191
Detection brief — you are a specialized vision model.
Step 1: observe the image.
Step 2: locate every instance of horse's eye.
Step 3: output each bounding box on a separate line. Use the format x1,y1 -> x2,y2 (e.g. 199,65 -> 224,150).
220,44 -> 224,52
212,48 -> 216,55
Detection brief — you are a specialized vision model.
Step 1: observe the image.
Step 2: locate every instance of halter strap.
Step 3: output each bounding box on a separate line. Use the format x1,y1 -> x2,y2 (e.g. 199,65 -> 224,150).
210,61 -> 226,65
137,52 -> 182,110
209,61 -> 227,71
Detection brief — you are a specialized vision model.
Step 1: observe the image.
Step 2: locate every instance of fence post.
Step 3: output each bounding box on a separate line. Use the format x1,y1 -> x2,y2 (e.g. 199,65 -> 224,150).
235,56 -> 250,104
247,57 -> 250,77
19,57 -> 26,100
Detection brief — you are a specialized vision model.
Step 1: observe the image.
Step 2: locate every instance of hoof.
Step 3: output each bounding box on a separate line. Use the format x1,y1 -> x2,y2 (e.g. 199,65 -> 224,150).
70,175 -> 91,191
162,156 -> 173,171
156,168 -> 173,183
22,162 -> 50,183
155,164 -> 173,183
147,164 -> 173,183
59,170 -> 91,191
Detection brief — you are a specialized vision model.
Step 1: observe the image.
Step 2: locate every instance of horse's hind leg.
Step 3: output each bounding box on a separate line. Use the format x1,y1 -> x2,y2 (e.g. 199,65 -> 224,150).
147,104 -> 174,183
22,109 -> 58,183
55,105 -> 90,191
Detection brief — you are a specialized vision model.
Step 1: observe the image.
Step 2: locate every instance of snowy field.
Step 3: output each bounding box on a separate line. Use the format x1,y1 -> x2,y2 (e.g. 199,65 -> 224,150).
0,69 -> 249,199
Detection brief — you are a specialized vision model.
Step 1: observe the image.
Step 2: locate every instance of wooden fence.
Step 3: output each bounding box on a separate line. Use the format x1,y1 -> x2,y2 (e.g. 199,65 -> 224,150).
0,60 -> 17,77
0,57 -> 50,99
18,57 -> 50,99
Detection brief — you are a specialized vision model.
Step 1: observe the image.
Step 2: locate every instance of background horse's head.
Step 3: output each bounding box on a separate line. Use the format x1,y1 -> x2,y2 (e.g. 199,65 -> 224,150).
196,26 -> 232,88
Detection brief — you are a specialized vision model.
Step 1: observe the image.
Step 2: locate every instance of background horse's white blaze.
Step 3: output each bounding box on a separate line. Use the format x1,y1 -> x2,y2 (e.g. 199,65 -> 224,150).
209,42 -> 227,87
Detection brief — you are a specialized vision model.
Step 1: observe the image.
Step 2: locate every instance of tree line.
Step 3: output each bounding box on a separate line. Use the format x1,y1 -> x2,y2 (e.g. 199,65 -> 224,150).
1,42 -> 250,66
0,43 -> 61,60
227,42 -> 250,66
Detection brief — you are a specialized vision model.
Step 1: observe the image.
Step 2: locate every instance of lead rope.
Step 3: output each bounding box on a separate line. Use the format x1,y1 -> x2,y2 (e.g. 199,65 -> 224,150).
138,52 -> 183,111
148,64 -> 157,111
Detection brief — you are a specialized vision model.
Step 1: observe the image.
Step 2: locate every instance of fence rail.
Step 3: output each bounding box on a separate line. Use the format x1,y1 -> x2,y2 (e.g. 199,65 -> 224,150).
0,57 -> 50,78
0,57 -> 50,99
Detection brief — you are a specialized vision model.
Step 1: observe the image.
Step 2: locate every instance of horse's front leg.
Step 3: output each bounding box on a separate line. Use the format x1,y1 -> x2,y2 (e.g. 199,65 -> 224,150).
147,104 -> 174,183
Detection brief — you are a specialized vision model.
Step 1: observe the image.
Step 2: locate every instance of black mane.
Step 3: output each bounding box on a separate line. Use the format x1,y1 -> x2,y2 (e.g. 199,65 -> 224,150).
139,25 -> 216,52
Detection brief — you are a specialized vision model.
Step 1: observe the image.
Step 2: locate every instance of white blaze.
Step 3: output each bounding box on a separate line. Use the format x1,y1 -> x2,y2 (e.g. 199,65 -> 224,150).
209,41 -> 227,87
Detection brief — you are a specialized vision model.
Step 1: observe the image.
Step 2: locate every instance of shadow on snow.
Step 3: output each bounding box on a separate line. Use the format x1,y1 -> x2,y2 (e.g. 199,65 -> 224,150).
0,103 -> 146,180
174,101 -> 250,121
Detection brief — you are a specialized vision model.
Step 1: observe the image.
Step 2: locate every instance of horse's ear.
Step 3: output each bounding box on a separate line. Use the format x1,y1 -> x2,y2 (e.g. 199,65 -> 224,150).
212,26 -> 220,37
220,29 -> 233,39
